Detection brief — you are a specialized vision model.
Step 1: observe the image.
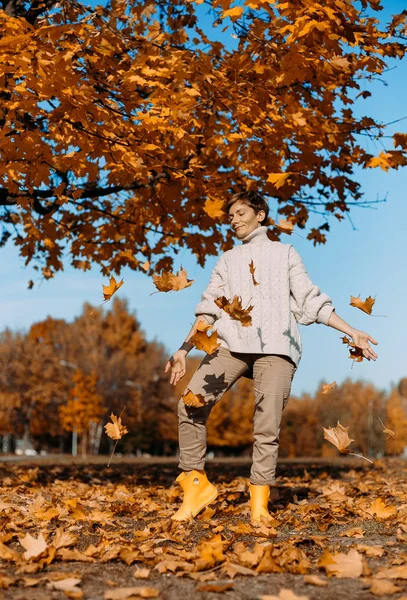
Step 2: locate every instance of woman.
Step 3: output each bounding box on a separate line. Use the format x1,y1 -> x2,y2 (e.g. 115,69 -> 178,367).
165,191 -> 378,523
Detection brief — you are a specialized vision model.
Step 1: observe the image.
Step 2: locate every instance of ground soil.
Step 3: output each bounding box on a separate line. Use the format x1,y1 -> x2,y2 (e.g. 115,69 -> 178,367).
0,456 -> 406,600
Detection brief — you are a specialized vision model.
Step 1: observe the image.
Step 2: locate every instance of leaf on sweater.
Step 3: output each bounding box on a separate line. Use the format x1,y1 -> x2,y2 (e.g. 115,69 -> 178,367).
153,268 -> 194,292
190,320 -> 220,355
321,381 -> 337,394
182,389 -> 206,408
102,276 -> 124,301
214,296 -> 253,327
249,260 -> 259,286
104,413 -> 128,440
323,422 -> 354,453
350,295 -> 375,315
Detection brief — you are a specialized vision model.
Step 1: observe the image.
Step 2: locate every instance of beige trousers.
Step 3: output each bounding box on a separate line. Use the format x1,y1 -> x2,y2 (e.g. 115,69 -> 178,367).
178,347 -> 296,485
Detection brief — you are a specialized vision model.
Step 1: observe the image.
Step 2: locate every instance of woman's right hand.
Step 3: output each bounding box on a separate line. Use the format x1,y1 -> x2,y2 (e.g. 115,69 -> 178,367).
164,350 -> 187,386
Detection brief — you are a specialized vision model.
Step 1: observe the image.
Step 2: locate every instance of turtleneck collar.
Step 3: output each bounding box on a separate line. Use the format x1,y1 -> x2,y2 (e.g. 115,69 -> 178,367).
241,225 -> 269,245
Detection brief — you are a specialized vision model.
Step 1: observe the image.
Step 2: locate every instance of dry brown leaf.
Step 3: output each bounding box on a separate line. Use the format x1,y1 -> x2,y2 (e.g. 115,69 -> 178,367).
20,533 -> 48,561
369,578 -> 401,596
355,544 -> 385,557
153,268 -> 193,292
103,276 -> 124,301
376,565 -> 407,579
350,295 -> 375,315
378,417 -> 396,438
104,587 -> 160,599
133,568 -> 150,580
214,295 -> 253,327
221,562 -> 257,579
365,498 -> 398,521
259,589 -> 309,600
249,260 -> 259,286
318,548 -> 365,578
323,421 -> 354,453
47,577 -> 83,598
104,413 -> 128,441
321,381 -> 337,394
52,529 -> 78,550
339,527 -> 364,538
196,582 -> 234,592
182,389 -> 206,408
303,574 -> 328,587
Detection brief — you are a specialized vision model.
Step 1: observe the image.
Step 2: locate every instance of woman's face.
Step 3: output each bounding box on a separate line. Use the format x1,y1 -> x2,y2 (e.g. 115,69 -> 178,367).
228,201 -> 265,239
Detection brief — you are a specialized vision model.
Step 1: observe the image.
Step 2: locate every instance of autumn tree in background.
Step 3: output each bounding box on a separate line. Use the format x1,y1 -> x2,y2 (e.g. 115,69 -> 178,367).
385,388 -> 407,455
59,370 -> 103,457
0,0 -> 406,280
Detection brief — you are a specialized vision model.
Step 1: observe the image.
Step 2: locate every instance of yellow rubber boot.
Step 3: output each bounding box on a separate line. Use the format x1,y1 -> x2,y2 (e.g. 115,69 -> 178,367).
249,483 -> 272,524
171,470 -> 218,521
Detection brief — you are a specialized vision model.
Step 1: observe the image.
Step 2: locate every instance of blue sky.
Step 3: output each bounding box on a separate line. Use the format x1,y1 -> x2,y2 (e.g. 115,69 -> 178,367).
1,2 -> 407,397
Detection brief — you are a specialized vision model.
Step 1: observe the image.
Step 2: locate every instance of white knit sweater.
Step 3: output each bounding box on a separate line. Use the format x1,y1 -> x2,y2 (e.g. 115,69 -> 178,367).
195,226 -> 334,366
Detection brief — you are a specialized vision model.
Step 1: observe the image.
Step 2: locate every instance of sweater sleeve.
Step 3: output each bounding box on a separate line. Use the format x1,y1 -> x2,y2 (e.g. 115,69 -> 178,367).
195,254 -> 228,325
289,246 -> 335,326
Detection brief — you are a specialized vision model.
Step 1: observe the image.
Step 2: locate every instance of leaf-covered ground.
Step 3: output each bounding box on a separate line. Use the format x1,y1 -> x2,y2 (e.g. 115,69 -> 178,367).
0,457 -> 406,600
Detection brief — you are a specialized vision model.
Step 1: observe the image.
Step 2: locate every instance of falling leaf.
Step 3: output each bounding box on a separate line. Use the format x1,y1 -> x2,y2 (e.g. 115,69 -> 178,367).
378,417 -> 396,438
152,268 -> 194,292
20,533 -> 48,560
214,296 -> 253,327
323,421 -> 354,453
349,347 -> 364,362
190,320 -> 220,355
182,389 -> 206,408
276,219 -> 294,234
204,197 -> 225,219
321,382 -> 337,394
249,260 -> 259,286
104,413 -> 128,440
318,548 -> 365,578
350,295 -> 375,315
103,276 -> 124,301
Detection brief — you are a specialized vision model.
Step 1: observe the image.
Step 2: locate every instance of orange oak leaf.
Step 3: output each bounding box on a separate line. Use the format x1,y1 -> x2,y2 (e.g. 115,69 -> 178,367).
153,268 -> 194,292
267,172 -> 293,189
102,276 -> 124,301
214,295 -> 253,327
190,320 -> 220,355
203,197 -> 224,219
182,389 -> 206,408
249,260 -> 259,286
104,413 -> 128,441
321,382 -> 337,394
350,295 -> 375,315
323,422 -> 354,453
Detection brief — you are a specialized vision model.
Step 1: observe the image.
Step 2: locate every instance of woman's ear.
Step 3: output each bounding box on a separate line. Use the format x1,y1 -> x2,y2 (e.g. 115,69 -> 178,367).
257,210 -> 265,223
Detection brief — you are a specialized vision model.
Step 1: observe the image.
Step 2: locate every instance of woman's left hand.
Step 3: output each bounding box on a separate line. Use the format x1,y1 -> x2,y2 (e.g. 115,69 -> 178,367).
351,330 -> 378,361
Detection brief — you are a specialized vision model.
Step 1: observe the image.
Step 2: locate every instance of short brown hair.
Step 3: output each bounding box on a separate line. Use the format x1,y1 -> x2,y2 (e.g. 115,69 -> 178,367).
225,191 -> 269,226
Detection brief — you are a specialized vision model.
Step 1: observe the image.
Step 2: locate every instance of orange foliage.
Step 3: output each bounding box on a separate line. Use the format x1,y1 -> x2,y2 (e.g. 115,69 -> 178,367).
0,1 -> 405,279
